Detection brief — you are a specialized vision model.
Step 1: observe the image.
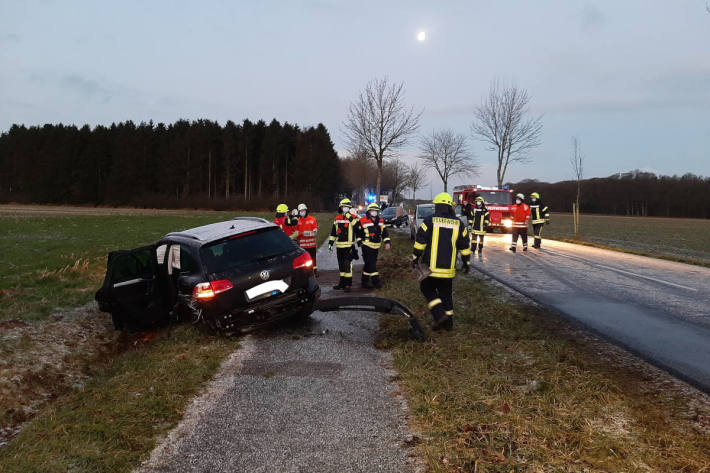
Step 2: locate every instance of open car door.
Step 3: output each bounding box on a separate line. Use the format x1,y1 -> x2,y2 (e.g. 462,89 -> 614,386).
95,245 -> 167,330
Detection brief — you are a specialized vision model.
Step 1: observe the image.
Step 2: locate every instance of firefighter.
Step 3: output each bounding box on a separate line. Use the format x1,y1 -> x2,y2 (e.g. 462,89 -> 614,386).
296,203 -> 319,276
530,192 -> 550,249
509,193 -> 531,253
358,203 -> 391,289
470,196 -> 490,254
328,198 -> 359,292
412,192 -> 472,331
273,204 -> 298,239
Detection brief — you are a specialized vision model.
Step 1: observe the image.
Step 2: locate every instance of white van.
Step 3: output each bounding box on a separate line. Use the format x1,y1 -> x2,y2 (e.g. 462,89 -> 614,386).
410,204 -> 435,240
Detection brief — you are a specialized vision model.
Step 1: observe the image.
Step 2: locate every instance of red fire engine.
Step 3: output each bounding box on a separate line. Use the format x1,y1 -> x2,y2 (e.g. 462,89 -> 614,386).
452,185 -> 515,232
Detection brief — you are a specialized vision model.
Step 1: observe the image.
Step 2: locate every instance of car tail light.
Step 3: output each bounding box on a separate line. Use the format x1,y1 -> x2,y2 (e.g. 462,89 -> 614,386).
193,279 -> 234,301
292,252 -> 313,270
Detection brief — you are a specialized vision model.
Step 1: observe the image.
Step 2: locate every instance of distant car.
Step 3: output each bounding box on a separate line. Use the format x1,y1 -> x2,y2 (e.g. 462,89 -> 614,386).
410,204 -> 435,240
95,217 -> 319,335
381,206 -> 408,228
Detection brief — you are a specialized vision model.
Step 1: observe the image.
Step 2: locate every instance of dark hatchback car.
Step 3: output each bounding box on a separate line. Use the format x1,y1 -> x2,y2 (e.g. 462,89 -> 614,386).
95,217 -> 319,335
381,206 -> 408,227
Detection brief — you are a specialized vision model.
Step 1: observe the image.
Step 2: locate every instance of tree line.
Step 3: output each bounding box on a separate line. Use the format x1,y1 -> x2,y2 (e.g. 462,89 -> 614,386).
511,170 -> 710,219
0,119 -> 342,210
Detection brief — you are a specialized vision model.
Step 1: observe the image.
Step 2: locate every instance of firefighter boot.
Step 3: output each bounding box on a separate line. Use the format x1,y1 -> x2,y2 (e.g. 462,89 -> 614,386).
372,275 -> 383,289
430,306 -> 448,331
509,245 -> 516,253
442,316 -> 454,331
471,242 -> 478,253
361,275 -> 373,289
533,238 -> 541,249
478,244 -> 483,255
333,277 -> 345,290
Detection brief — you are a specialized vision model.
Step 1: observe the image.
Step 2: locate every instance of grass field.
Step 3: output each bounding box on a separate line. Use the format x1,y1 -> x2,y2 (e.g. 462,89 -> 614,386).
545,213 -> 710,265
376,233 -> 710,472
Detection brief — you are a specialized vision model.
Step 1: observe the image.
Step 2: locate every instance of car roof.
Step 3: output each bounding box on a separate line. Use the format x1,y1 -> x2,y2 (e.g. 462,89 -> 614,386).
416,203 -> 434,208
163,217 -> 275,244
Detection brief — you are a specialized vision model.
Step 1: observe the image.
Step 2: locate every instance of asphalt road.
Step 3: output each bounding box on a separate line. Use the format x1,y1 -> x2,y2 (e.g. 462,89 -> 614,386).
467,232 -> 710,393
136,244 -> 416,473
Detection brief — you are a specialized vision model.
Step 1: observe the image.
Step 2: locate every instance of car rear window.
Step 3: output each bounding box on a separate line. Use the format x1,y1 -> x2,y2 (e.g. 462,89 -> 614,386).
417,206 -> 434,219
200,228 -> 297,273
382,208 -> 396,216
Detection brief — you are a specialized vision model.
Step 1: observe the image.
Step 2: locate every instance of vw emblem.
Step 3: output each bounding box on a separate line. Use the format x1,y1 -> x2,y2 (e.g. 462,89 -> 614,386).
259,270 -> 270,281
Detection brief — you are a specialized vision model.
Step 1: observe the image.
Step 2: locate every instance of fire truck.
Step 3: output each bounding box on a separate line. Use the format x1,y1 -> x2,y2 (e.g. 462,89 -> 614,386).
452,185 -> 515,232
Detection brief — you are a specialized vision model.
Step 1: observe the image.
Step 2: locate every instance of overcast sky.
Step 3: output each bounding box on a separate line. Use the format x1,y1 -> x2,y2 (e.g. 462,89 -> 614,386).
1,0 -> 709,194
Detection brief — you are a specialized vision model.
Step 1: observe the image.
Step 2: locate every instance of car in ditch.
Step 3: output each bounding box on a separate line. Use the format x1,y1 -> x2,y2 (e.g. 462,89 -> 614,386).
381,206 -> 408,228
95,217 -> 319,335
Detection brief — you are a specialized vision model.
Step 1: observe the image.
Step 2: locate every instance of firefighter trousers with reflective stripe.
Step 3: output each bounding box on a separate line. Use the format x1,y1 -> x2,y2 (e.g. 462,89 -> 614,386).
420,276 -> 453,322
336,247 -> 353,287
532,223 -> 544,248
471,232 -> 485,251
511,228 -> 528,247
361,245 -> 380,285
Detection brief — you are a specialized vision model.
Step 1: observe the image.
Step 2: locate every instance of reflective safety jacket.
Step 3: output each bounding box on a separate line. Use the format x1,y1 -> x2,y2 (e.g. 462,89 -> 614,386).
329,213 -> 359,248
511,203 -> 531,228
412,212 -> 471,279
358,216 -> 391,250
273,214 -> 298,238
469,205 -> 490,234
530,200 -> 550,224
296,215 -> 318,249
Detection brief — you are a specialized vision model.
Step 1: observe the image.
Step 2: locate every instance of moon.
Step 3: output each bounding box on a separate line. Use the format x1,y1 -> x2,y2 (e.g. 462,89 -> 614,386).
417,31 -> 426,42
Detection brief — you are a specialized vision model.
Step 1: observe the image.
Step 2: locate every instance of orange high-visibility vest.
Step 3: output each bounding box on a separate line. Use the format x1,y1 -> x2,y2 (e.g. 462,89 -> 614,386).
296,215 -> 318,248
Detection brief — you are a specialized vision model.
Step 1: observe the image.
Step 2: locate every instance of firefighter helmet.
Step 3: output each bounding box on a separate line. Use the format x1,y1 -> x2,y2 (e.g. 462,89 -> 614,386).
276,203 -> 289,213
516,193 -> 525,200
531,192 -> 540,199
433,192 -> 454,206
338,198 -> 352,207
367,203 -> 380,211
474,196 -> 484,203
297,203 -> 308,211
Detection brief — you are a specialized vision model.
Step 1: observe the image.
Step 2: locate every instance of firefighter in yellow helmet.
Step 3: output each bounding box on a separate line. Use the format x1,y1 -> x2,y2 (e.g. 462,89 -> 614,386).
328,198 -> 360,292
470,196 -> 490,255
273,204 -> 298,239
412,192 -> 472,331
357,202 -> 391,289
529,192 -> 550,249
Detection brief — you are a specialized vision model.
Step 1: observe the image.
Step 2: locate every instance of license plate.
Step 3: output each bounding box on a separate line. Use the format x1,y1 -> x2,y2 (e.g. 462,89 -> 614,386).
245,280 -> 289,301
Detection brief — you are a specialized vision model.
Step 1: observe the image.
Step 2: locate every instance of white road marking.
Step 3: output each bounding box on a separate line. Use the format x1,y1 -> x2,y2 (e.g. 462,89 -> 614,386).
540,249 -> 699,292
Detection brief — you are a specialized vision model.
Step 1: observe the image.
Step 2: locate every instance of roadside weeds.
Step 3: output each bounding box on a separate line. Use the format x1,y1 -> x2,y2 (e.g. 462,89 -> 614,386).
0,324 -> 238,473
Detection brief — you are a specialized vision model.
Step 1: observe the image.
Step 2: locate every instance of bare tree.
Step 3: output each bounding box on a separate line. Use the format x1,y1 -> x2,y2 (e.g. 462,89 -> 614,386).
406,163 -> 426,200
341,148 -> 377,203
343,77 -> 422,199
419,129 -> 478,192
382,158 -> 410,203
570,136 -> 584,238
471,81 -> 543,187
